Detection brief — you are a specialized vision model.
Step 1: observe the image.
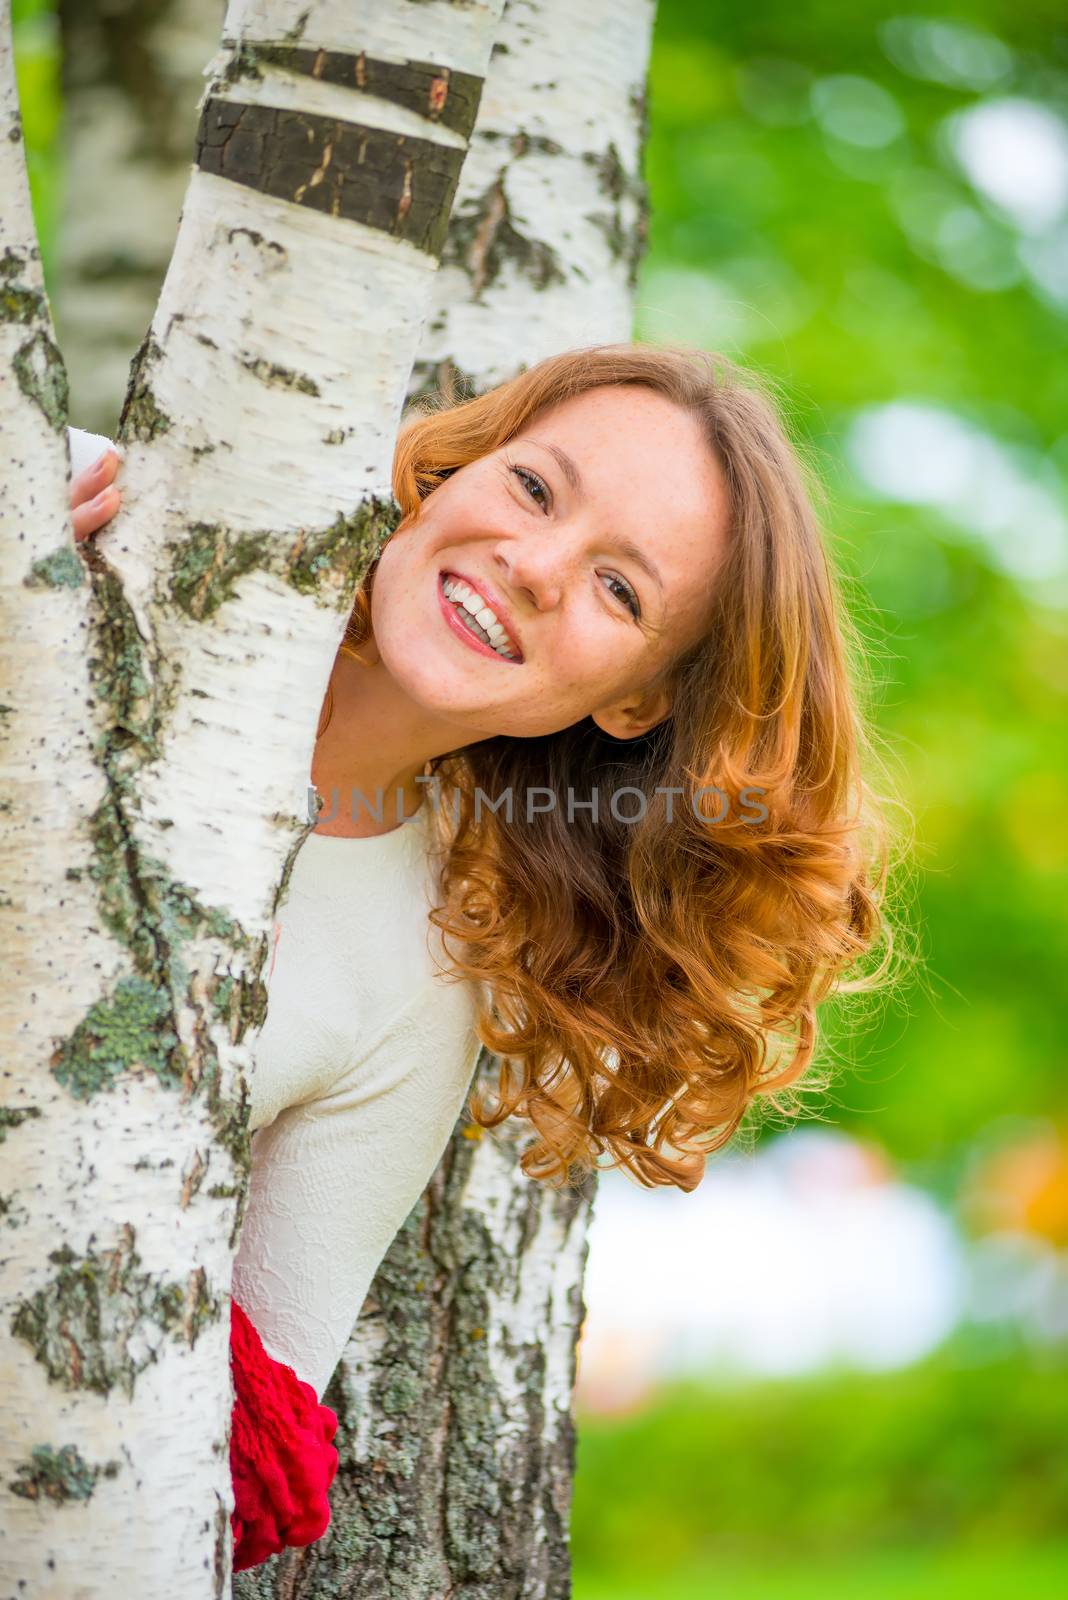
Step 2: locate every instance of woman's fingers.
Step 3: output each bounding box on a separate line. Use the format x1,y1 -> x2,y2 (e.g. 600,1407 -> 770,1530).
70,448 -> 119,508
71,485 -> 122,542
70,449 -> 123,543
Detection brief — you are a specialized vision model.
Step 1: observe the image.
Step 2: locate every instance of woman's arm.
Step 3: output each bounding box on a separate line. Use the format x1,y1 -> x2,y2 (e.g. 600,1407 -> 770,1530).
228,1007 -> 480,1568
232,999 -> 482,1399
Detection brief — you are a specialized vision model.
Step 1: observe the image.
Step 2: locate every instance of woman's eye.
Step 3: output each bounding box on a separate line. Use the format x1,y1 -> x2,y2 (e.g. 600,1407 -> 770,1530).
602,572 -> 641,621
511,464 -> 551,513
507,459 -> 640,621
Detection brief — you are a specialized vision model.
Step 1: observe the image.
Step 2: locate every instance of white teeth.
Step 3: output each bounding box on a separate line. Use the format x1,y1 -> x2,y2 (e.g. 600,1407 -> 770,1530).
442,575 -> 519,658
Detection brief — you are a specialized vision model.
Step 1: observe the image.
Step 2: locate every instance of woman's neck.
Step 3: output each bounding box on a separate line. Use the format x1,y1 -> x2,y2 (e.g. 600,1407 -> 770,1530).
309,644 -> 468,838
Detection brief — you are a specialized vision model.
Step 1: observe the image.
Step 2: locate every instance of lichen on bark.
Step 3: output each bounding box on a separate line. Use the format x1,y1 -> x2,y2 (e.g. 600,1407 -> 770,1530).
11,1225 -> 222,1398
167,495 -> 400,620
0,245 -> 46,325
13,329 -> 69,432
167,523 -> 273,623
287,497 -> 400,606
8,1442 -> 121,1505
50,973 -> 183,1100
83,557 -> 160,754
119,329 -> 173,442
23,543 -> 85,590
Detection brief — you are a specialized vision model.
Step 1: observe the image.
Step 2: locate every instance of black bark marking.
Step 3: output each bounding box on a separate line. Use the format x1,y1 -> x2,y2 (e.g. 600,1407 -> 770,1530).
0,1105 -> 42,1143
195,100 -> 465,257
442,172 -> 566,299
239,355 -> 320,396
0,1191 -> 28,1228
584,140 -> 649,290
222,47 -> 482,141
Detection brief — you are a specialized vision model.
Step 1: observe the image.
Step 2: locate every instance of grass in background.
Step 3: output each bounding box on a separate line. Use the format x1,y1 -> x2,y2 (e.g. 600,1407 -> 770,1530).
572,1339 -> 1068,1596
574,1539 -> 1068,1600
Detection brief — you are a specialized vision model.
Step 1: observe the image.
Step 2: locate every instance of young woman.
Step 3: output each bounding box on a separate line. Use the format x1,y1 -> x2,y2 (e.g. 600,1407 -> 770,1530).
69,342 -> 897,1571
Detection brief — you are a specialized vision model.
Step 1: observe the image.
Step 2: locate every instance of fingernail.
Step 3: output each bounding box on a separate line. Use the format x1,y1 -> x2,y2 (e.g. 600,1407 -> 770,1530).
92,487 -> 116,509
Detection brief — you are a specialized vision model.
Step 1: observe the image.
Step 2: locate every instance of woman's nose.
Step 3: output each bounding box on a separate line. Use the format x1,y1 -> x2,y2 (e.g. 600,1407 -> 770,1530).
492,535 -> 570,612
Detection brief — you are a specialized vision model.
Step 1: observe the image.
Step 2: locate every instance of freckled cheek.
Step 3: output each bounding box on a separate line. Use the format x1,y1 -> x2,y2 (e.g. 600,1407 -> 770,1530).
547,643 -> 618,701
373,546 -> 429,623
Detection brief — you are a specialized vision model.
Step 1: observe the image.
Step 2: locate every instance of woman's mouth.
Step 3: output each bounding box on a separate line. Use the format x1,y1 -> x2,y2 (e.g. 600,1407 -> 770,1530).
437,572 -> 523,663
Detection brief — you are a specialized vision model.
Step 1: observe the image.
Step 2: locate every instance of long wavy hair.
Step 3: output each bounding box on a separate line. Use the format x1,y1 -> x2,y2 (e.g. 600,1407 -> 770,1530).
319,343 -> 909,1193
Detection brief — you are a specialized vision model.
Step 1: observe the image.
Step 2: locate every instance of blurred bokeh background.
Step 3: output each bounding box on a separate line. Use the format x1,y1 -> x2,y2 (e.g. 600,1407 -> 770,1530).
11,0 -> 1067,1594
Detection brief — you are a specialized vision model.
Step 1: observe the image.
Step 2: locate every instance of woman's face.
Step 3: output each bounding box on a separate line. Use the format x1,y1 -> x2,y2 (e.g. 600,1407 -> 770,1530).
371,383 -> 731,742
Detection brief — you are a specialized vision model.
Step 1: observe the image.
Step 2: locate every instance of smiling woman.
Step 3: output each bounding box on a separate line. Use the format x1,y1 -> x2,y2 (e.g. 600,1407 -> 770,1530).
319,340 -> 905,1192
67,338 -> 905,1570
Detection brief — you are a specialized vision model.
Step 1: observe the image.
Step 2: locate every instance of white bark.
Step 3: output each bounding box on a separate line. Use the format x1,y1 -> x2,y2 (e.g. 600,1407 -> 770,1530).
412,0 -> 654,395
1,1 -> 503,1594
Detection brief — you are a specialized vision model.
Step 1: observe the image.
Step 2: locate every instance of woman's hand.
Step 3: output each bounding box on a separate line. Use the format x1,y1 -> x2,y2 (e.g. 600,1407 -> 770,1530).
71,448 -> 123,543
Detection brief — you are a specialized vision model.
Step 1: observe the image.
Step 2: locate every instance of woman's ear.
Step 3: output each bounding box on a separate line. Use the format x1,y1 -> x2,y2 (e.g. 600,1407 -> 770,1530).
590,680 -> 673,741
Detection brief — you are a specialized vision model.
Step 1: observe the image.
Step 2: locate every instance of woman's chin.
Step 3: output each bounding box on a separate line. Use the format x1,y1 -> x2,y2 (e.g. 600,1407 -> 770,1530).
374,637 -> 475,711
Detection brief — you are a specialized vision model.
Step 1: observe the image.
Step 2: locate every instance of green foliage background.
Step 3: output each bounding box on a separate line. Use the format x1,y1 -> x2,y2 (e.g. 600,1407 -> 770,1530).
635,1 -> 1068,1189
10,0 -> 1067,1592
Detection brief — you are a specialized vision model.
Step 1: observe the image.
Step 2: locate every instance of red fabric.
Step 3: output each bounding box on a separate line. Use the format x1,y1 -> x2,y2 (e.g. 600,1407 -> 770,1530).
229,1298 -> 340,1572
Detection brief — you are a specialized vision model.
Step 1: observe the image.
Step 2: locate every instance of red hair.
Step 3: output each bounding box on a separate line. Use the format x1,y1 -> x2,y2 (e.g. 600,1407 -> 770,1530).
323,343 -> 909,1192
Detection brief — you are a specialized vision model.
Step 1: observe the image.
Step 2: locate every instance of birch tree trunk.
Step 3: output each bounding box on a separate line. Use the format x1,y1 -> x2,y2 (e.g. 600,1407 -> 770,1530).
54,0 -> 226,437
1,2 -> 503,1594
234,3 -> 657,1595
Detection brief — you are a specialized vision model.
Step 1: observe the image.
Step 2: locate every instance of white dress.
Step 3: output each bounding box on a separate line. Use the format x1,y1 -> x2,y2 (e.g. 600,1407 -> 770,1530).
68,426 -> 484,1402
234,804 -> 483,1399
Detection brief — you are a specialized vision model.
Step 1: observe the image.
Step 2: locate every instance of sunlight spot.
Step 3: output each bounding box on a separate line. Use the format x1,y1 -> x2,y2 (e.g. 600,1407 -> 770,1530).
845,402 -> 1068,586
810,73 -> 905,149
879,15 -> 1014,93
946,98 -> 1068,233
